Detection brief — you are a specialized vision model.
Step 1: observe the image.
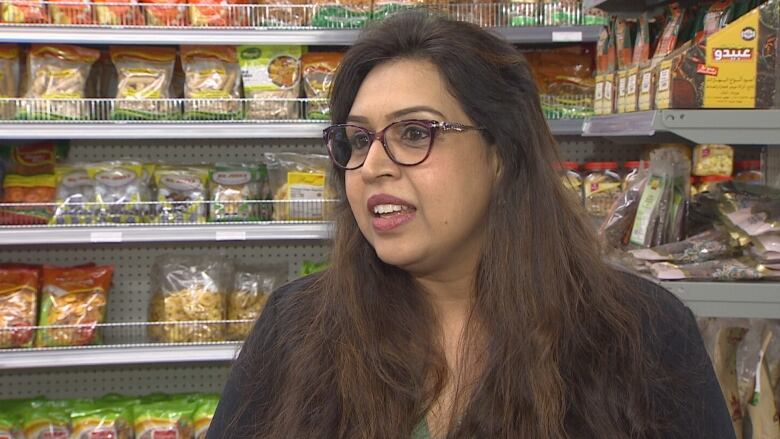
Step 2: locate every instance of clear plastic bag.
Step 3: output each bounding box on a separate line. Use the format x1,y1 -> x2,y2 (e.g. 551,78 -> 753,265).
238,45 -> 302,120
182,46 -> 242,120
208,163 -> 270,222
51,164 -> 96,225
629,228 -> 739,264
88,160 -> 147,224
153,166 -> 209,224
226,263 -> 287,340
110,46 -> 177,120
264,152 -> 332,221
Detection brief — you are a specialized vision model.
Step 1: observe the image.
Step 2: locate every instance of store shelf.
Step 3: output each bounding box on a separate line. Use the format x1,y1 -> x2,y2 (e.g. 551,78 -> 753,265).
0,343 -> 241,370
663,282 -> 780,319
0,25 -> 600,45
583,0 -> 673,13
583,110 -> 780,145
0,223 -> 331,245
0,118 -> 582,139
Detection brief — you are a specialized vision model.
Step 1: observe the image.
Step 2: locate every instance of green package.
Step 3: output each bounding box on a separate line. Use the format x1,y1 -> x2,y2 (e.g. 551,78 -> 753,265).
70,401 -> 133,439
208,163 -> 271,222
238,45 -> 302,121
134,400 -> 195,439
194,395 -> 220,439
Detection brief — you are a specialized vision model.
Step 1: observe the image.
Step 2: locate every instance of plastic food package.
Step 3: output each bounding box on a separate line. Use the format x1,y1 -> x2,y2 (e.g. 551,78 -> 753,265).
506,0 -> 538,26
21,404 -> 72,439
629,228 -> 738,264
1,174 -> 56,225
110,46 -> 177,120
19,45 -> 100,120
154,166 -> 209,224
142,0 -> 187,26
36,265 -> 113,347
599,165 -> 649,249
693,144 -> 734,177
302,52 -> 342,120
149,255 -> 233,343
256,0 -> 308,27
734,160 -> 763,184
188,0 -> 248,27
0,45 -> 20,118
558,161 -> 582,205
70,402 -> 133,439
698,175 -> 732,194
182,45 -> 242,120
50,0 -> 92,24
311,0 -> 371,28
88,161 -> 146,224
238,45 -> 302,120
265,152 -> 331,221
94,0 -> 143,25
736,320 -> 780,439
300,259 -> 328,276
209,163 -> 270,222
227,264 -> 287,340
1,0 -> 46,23
134,400 -> 195,439
649,257 -> 767,281
194,396 -> 219,439
0,141 -> 69,176
0,266 -> 38,349
652,4 -> 684,62
583,161 -> 621,223
51,164 -> 95,225
0,410 -> 21,439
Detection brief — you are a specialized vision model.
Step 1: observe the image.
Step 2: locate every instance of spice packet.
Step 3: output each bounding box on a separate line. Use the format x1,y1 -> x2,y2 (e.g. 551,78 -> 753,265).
110,46 -> 178,120
181,46 -> 242,120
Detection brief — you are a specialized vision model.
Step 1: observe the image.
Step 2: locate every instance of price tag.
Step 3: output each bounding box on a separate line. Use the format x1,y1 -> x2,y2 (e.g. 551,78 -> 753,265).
90,232 -> 123,243
552,31 -> 583,42
216,231 -> 247,241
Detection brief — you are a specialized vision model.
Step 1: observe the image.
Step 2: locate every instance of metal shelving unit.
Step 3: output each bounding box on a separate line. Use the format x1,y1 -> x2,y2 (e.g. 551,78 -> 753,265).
0,223 -> 331,245
583,0 -> 673,13
0,25 -> 600,45
663,282 -> 780,319
582,110 -> 780,144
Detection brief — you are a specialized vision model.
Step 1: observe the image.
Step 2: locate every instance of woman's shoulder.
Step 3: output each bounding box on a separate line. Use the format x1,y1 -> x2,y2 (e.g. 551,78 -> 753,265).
616,268 -> 690,323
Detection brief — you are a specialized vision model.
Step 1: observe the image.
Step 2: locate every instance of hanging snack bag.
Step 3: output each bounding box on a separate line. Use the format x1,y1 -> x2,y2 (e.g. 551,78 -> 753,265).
181,45 -> 241,120
188,0 -> 248,27
256,0 -> 308,26
143,0 -> 187,26
51,164 -> 95,225
265,152 -> 330,221
18,45 -> 100,120
193,395 -> 219,439
0,45 -> 19,119
154,165 -> 209,224
0,410 -> 21,439
652,4 -> 684,62
21,405 -> 71,439
88,160 -> 146,224
134,400 -> 195,439
70,402 -> 133,439
110,46 -> 178,120
1,0 -> 46,23
50,0 -> 92,24
149,254 -> 232,343
692,144 -> 734,177
239,45 -> 302,120
36,264 -> 113,347
0,266 -> 38,349
227,263 -> 287,340
94,0 -> 143,25
0,141 -> 69,176
311,0 -> 371,29
209,163 -> 269,222
0,174 -> 56,225
302,52 -> 342,120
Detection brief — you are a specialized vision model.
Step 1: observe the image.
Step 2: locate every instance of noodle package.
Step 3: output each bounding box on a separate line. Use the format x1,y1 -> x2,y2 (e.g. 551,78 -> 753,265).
264,152 -> 331,221
226,263 -> 287,340
110,46 -> 177,120
0,266 -> 38,348
238,45 -> 302,120
182,45 -> 241,120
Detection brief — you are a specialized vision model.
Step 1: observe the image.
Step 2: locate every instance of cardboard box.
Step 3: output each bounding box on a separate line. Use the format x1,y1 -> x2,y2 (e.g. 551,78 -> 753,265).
624,66 -> 639,112
616,69 -> 628,112
655,0 -> 779,109
638,62 -> 655,111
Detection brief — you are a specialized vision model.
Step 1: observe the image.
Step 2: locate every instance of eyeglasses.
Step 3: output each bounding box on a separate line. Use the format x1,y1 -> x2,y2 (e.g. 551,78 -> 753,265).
323,119 -> 485,170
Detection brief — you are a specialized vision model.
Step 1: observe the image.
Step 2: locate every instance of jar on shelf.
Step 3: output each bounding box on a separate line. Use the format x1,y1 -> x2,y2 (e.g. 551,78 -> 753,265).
733,160 -> 763,184
558,161 -> 583,205
698,175 -> 732,193
583,161 -> 621,221
621,160 -> 646,191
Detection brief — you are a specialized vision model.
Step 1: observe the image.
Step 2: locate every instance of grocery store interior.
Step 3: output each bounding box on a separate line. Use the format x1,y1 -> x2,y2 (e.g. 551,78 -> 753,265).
0,0 -> 779,436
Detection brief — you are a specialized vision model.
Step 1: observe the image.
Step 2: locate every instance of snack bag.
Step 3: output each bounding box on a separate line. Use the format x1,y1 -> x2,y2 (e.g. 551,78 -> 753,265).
227,264 -> 287,340
134,400 -> 195,439
238,45 -> 302,120
1,0 -> 46,23
193,395 -> 219,439
264,152 -> 331,221
652,4 -> 684,62
188,0 -> 248,26
88,160 -> 146,224
50,0 -> 92,24
0,267 -> 38,349
300,259 -> 327,276
50,164 -> 95,225
208,163 -> 270,222
0,141 -> 69,176
181,45 -> 241,120
21,404 -> 71,439
110,46 -> 178,120
94,0 -> 143,25
311,0 -> 371,29
0,410 -> 22,439
154,165 -> 209,224
0,45 -> 20,118
18,45 -> 100,120
35,264 -> 113,347
256,0 -> 308,27
0,174 -> 56,225
70,402 -> 133,439
692,144 -> 734,177
142,0 -> 187,26
302,52 -> 342,120
149,255 -> 233,343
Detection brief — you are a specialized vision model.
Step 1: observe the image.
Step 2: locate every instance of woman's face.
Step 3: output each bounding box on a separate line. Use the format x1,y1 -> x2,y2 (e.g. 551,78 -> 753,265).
345,58 -> 497,277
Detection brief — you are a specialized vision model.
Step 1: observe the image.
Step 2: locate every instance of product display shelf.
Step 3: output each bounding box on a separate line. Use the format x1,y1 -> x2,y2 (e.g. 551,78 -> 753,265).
582,109 -> 780,145
0,24 -> 601,45
663,282 -> 780,319
583,0 -> 675,14
0,343 -> 241,370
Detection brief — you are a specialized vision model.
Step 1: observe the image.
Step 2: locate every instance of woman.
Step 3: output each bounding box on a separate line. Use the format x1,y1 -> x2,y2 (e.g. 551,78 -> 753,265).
209,11 -> 733,439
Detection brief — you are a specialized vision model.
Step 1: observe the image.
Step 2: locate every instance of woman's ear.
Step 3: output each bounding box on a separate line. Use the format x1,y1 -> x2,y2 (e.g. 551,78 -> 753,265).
490,146 -> 503,183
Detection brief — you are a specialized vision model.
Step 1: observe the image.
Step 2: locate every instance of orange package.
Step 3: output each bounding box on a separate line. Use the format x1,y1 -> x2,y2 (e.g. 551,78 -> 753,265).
143,0 -> 187,26
94,0 -> 143,25
1,0 -> 47,23
188,0 -> 248,26
0,267 -> 39,349
0,174 -> 56,225
50,0 -> 92,24
35,265 -> 113,347
302,52 -> 343,120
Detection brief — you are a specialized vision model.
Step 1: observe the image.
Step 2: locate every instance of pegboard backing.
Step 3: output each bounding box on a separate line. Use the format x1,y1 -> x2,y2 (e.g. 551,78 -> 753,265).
556,136 -> 644,163
0,242 -> 329,323
767,146 -> 780,188
0,364 -> 230,399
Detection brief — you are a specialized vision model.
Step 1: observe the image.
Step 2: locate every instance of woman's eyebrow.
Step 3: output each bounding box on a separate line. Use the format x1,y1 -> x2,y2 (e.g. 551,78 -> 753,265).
346,106 -> 447,125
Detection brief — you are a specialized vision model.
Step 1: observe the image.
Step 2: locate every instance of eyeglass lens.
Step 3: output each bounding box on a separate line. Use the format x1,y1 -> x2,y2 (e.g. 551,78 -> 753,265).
328,121 -> 433,169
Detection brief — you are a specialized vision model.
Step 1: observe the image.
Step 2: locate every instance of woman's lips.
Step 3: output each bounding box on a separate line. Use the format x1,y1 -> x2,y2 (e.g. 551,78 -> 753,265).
367,193 -> 417,232
371,210 -> 416,232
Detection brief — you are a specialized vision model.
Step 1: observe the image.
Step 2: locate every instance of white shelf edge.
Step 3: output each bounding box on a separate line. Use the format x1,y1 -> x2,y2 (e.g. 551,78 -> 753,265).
0,343 -> 241,370
662,281 -> 780,319
0,223 -> 332,245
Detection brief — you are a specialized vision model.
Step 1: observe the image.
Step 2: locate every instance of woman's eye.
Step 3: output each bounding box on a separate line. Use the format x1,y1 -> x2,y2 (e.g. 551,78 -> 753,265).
351,133 -> 372,150
400,125 -> 430,143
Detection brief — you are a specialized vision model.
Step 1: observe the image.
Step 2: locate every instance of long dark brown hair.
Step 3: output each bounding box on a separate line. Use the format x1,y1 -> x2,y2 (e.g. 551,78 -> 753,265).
228,11 -> 688,438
